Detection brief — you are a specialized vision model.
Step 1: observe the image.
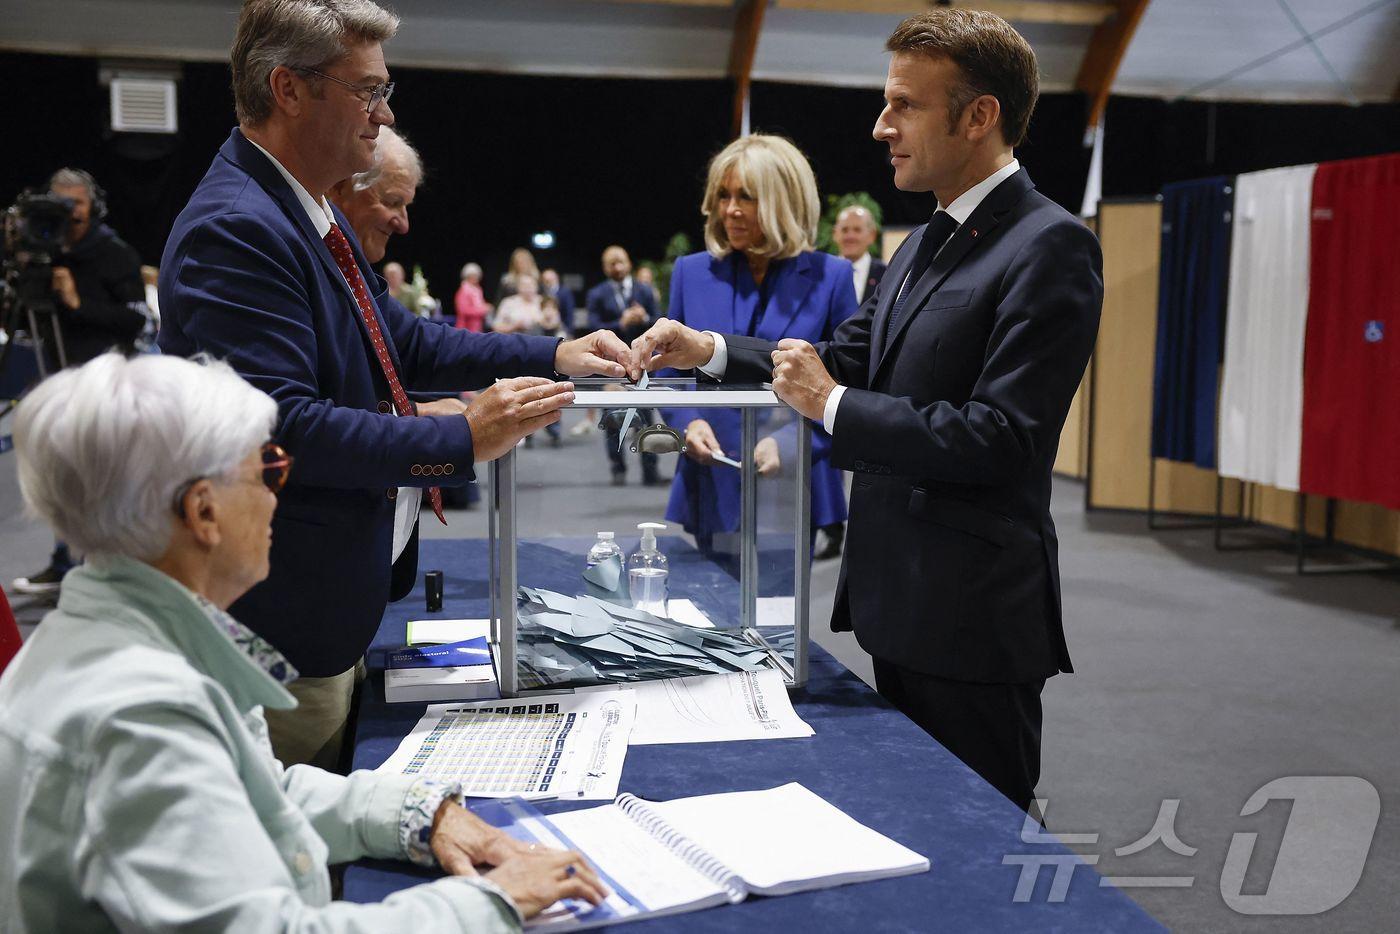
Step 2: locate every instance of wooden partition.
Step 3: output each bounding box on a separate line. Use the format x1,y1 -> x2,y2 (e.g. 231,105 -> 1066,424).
1085,200 -> 1217,513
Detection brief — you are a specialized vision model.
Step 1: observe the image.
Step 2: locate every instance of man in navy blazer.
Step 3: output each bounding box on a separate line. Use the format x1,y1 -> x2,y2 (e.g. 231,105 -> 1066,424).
631,10 -> 1101,813
159,0 -> 628,769
586,245 -> 658,341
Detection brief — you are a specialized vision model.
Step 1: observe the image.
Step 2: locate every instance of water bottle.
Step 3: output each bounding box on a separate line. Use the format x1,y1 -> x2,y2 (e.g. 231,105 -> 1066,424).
586,531 -> 623,568
627,522 -> 669,616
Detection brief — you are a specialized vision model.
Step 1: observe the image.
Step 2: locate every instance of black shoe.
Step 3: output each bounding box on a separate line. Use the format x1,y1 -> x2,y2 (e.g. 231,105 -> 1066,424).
610,473 -> 626,487
550,434 -> 562,448
12,562 -> 70,595
813,525 -> 844,560
642,473 -> 666,487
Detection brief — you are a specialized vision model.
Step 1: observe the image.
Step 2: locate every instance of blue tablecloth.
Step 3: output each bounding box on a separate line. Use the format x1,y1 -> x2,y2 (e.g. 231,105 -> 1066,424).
344,540 -> 1161,932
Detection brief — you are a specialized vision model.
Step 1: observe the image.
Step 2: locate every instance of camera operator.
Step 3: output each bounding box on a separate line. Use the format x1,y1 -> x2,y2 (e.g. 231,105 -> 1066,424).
10,168 -> 146,597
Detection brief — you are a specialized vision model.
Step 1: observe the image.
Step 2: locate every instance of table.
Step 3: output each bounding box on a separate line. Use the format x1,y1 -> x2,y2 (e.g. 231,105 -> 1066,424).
344,539 -> 1162,932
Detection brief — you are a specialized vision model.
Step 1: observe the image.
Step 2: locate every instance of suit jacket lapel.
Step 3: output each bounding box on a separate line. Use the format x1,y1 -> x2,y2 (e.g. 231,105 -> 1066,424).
872,168 -> 1035,380
226,130 -> 405,377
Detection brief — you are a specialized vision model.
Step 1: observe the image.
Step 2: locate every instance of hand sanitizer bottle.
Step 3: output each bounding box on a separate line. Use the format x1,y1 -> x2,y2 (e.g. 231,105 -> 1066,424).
627,522 -> 669,616
586,531 -> 622,569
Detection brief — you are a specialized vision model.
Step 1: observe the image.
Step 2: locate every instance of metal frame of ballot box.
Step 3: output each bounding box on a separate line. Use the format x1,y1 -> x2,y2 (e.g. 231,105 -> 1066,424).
487,385 -> 811,697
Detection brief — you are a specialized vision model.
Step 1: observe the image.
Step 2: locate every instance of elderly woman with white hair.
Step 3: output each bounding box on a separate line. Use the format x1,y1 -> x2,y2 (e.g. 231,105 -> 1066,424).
455,262 -> 491,332
660,134 -> 860,551
0,354 -> 605,932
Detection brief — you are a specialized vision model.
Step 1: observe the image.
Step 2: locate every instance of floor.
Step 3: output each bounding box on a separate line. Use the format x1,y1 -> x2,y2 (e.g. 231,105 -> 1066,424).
3,408 -> 1397,932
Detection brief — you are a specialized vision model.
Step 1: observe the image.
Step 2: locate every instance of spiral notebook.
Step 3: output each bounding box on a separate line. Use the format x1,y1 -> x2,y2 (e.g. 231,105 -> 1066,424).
473,783 -> 929,929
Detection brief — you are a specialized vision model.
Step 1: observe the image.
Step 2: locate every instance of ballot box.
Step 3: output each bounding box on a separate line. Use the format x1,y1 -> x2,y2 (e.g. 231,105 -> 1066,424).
486,379 -> 811,696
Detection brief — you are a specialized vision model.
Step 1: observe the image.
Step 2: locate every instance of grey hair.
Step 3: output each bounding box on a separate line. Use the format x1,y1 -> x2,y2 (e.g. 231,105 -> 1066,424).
460,263 -> 482,280
48,168 -> 100,201
836,205 -> 879,233
14,354 -> 277,563
231,0 -> 399,127
350,126 -> 422,191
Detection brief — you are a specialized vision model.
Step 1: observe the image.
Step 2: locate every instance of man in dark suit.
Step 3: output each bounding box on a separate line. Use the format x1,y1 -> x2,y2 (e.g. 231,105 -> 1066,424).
630,9 -> 1101,813
159,0 -> 629,769
834,204 -> 887,306
587,245 -> 662,485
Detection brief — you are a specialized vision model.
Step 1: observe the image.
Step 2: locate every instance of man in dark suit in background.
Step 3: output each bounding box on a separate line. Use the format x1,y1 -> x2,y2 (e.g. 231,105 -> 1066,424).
834,204 -> 887,306
159,0 -> 628,770
588,244 -> 662,485
630,9 -> 1102,813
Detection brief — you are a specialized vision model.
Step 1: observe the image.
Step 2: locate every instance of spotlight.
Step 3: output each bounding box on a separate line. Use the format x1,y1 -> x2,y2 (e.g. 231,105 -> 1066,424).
531,231 -> 556,250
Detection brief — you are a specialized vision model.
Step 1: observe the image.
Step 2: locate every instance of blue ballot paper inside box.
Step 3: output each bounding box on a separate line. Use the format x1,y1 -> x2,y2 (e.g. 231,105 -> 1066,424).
388,637 -> 492,669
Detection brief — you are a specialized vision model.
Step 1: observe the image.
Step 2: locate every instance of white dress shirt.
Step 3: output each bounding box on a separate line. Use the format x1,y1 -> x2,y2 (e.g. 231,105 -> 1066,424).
850,252 -> 872,301
246,137 -> 421,561
701,159 -> 1021,434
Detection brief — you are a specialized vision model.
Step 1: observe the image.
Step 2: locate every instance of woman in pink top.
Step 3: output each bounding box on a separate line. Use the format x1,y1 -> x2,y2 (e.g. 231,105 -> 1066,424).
454,262 -> 491,332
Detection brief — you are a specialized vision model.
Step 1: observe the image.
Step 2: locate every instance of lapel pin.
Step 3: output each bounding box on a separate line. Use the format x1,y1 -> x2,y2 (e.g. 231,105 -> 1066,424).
971,229 -> 979,238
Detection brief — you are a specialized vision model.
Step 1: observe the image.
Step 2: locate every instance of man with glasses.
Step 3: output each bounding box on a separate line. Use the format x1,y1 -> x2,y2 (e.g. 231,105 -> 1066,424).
159,0 -> 630,770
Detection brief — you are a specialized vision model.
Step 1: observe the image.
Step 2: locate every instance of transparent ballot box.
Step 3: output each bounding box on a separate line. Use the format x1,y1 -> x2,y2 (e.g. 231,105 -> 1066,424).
486,379 -> 811,696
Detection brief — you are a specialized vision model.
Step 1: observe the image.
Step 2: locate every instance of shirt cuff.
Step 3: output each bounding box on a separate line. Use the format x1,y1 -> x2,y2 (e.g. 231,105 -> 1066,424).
443,875 -> 526,928
399,778 -> 463,868
696,331 -> 727,379
823,385 -> 846,435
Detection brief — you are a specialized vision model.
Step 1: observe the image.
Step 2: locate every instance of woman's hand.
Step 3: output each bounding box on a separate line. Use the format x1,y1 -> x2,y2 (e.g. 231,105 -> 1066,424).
754,436 -> 781,477
430,801 -> 535,875
486,847 -> 609,919
684,419 -> 721,465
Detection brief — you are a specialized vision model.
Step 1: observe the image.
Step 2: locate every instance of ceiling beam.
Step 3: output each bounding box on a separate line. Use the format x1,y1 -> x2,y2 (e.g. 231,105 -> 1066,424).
776,0 -> 1116,27
729,0 -> 768,138
1074,0 -> 1152,136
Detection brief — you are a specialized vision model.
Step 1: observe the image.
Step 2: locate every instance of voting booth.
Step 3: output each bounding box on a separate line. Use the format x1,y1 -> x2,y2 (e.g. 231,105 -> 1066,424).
486,379 -> 812,697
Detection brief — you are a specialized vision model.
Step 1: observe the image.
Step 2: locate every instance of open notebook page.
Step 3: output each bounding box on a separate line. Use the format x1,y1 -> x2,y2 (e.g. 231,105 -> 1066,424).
531,804 -> 737,928
646,782 -> 930,896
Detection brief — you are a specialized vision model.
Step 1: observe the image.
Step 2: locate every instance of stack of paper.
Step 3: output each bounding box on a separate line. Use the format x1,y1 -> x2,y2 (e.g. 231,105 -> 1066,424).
516,587 -> 776,690
385,637 -> 497,703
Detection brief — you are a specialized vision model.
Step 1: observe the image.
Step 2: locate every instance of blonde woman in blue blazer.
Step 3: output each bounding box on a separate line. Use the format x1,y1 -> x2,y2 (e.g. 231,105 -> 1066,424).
662,135 -> 859,549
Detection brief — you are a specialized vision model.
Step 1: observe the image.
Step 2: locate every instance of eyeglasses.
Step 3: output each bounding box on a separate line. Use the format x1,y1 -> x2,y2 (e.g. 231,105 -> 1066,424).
172,442 -> 294,516
292,66 -> 394,114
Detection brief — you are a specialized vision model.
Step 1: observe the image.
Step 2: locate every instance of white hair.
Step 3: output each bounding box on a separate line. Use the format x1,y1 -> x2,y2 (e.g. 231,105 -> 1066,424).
836,204 -> 878,232
350,126 -> 422,192
460,263 -> 481,280
14,354 -> 277,562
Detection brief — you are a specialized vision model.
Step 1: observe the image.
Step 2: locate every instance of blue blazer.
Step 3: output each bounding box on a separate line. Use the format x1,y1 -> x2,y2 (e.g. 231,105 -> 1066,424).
158,129 -> 559,676
662,250 -> 858,538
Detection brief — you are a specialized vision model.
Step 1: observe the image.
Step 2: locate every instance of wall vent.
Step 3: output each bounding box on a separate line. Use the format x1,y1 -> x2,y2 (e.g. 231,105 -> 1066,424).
110,78 -> 177,133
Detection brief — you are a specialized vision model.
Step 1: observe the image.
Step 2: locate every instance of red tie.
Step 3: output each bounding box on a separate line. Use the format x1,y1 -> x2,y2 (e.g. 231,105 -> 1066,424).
324,223 -> 446,525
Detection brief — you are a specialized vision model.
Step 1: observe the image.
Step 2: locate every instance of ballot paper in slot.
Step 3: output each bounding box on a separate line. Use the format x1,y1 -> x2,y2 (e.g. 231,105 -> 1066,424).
473,783 -> 929,930
379,690 -> 635,800
384,637 -> 497,703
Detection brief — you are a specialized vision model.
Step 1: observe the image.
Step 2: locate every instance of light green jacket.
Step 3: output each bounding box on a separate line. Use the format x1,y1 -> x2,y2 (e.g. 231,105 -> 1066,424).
0,557 -> 520,933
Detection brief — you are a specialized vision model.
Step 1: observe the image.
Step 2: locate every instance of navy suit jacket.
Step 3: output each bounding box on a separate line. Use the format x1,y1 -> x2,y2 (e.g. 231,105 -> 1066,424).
661,250 -> 857,535
158,129 -> 558,676
586,278 -> 658,340
859,258 -> 888,306
721,170 -> 1102,683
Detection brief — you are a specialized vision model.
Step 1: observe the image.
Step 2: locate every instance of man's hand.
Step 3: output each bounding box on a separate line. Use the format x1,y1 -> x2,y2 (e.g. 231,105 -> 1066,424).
754,436 -> 781,477
620,303 -> 648,330
630,320 -> 715,378
416,396 -> 469,417
683,418 -> 722,465
52,267 -> 80,310
771,339 -> 836,421
555,329 -> 630,378
466,377 -> 574,462
430,800 -> 533,876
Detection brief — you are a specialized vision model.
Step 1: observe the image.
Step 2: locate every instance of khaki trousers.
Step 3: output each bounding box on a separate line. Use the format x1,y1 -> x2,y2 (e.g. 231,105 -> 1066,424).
266,658 -> 366,772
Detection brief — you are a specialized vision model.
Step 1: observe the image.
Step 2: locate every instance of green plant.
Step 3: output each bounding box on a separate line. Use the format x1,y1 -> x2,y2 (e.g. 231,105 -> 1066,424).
642,231 -> 694,315
816,192 -> 884,257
